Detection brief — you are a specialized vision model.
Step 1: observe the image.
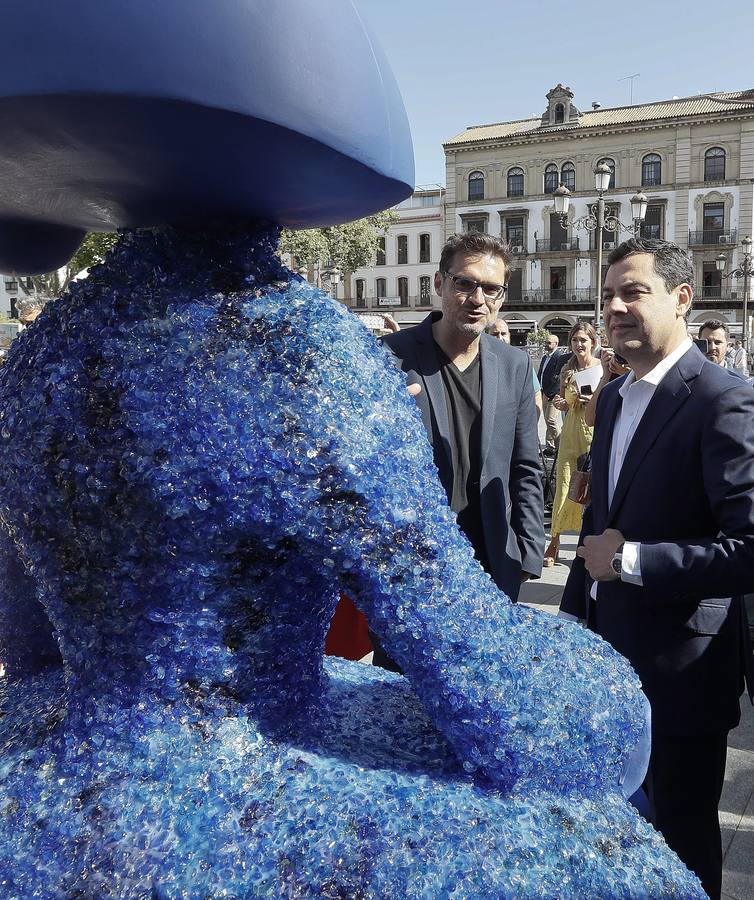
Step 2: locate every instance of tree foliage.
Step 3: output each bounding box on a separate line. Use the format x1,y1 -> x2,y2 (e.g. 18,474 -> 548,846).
279,209 -> 397,275
21,232 -> 119,299
525,325 -> 553,354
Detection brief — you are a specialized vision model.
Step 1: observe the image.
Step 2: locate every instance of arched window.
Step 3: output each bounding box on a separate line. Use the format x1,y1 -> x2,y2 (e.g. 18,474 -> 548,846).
419,275 -> 431,302
704,147 -> 725,182
554,103 -> 565,124
544,163 -> 559,194
419,233 -> 431,263
560,162 -> 576,191
355,278 -> 365,308
397,277 -> 409,306
397,234 -> 408,265
597,157 -> 616,189
507,166 -> 524,197
468,171 -> 485,201
376,236 -> 386,266
376,278 -> 386,299
642,153 -> 662,187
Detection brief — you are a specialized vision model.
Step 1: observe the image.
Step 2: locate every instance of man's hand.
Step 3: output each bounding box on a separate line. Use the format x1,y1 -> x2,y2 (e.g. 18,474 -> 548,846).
576,528 -> 624,581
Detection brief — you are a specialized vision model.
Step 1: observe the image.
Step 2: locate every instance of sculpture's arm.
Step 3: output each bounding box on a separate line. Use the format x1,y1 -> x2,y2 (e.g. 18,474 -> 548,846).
309,324 -> 647,794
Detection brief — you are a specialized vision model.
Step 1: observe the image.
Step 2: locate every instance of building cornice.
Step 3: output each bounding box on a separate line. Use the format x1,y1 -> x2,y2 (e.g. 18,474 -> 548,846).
444,110 -> 754,155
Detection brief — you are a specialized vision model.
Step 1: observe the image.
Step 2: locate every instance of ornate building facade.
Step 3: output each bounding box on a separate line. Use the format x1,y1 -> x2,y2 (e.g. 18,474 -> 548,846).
444,84 -> 754,344
343,185 -> 445,328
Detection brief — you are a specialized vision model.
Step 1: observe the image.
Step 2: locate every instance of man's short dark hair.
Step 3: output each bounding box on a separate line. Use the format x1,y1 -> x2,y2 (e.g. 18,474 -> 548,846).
607,238 -> 694,292
698,319 -> 729,338
439,232 -> 511,277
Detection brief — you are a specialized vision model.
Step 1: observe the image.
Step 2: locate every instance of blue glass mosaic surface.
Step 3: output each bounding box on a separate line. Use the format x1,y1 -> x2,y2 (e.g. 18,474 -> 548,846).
0,224 -> 703,897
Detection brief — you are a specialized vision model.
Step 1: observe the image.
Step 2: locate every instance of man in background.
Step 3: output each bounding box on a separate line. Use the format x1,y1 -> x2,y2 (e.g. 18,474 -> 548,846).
733,338 -> 748,377
487,317 -> 542,419
699,320 -> 748,380
698,319 -> 731,370
537,334 -> 569,456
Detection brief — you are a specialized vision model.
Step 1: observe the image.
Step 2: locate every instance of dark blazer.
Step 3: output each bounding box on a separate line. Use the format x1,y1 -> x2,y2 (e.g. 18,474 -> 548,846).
561,345 -> 754,736
538,348 -> 570,399
383,312 -> 544,600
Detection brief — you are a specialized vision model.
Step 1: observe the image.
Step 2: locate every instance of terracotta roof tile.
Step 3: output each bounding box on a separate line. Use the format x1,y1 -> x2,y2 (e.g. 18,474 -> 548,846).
444,90 -> 754,146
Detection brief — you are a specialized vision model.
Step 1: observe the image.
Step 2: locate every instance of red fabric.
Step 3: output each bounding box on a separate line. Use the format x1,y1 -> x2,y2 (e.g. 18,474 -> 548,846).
325,595 -> 372,660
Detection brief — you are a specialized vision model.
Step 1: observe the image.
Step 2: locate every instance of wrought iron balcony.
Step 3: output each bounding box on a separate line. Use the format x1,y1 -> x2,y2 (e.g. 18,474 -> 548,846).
350,294 -> 431,310
507,288 -> 593,306
535,237 -> 581,252
698,289 -> 737,304
589,234 -> 622,252
688,229 -> 737,247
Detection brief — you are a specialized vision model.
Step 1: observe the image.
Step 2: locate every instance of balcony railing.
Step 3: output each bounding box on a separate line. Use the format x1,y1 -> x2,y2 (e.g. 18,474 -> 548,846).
350,294 -> 432,310
699,289 -> 737,303
688,229 -> 737,247
507,288 -> 594,305
589,234 -> 622,251
535,237 -> 581,252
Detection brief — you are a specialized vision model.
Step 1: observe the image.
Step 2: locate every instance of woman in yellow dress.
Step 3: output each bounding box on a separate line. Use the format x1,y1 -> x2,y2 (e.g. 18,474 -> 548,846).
544,321 -> 601,566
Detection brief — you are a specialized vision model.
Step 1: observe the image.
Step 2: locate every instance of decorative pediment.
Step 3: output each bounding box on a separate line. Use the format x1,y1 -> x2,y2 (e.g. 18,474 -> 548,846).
540,84 -> 581,127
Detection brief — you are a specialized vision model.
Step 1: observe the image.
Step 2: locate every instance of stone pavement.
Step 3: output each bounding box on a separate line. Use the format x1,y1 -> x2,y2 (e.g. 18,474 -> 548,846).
519,532 -> 754,900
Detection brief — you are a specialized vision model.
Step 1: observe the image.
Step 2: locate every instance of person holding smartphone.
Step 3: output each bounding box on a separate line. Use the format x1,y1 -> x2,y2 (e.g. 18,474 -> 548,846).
584,347 -> 631,428
544,321 -> 601,566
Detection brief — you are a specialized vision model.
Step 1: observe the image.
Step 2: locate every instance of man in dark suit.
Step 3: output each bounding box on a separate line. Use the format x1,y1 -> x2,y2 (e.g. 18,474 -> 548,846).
380,231 -> 543,611
560,237 -> 754,899
537,334 -> 569,455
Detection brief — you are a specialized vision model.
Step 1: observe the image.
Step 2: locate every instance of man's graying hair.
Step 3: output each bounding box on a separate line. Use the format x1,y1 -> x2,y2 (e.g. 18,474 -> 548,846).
607,238 -> 694,292
439,232 -> 511,276
16,295 -> 47,320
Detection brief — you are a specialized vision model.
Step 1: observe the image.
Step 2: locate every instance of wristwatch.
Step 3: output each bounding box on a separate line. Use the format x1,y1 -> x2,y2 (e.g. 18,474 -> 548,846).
611,543 -> 625,577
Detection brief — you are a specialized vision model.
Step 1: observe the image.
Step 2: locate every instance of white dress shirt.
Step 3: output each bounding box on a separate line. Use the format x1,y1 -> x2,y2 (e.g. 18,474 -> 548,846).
594,337 -> 693,595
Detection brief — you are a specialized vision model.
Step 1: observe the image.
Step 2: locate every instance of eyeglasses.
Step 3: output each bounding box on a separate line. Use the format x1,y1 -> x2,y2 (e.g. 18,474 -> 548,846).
442,270 -> 507,301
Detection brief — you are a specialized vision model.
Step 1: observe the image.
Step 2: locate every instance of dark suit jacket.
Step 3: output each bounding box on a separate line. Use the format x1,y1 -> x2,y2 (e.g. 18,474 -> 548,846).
383,312 -> 544,600
561,345 -> 754,736
538,348 -> 570,399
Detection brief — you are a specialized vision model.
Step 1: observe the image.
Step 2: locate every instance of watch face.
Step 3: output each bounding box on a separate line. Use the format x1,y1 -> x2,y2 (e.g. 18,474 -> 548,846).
611,554 -> 622,575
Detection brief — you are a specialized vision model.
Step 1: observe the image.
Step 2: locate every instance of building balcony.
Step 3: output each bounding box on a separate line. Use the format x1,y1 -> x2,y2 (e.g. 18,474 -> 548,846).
688,229 -> 737,247
505,288 -> 593,310
697,290 -> 739,305
535,237 -> 581,253
589,234 -> 622,252
350,295 -> 432,311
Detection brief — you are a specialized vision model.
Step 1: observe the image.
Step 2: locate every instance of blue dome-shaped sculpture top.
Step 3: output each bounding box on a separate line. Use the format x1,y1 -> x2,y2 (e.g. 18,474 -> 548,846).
0,0 -> 414,273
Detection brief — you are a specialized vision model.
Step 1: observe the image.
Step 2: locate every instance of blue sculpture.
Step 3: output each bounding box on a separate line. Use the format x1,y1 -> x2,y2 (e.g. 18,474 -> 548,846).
0,1 -> 703,896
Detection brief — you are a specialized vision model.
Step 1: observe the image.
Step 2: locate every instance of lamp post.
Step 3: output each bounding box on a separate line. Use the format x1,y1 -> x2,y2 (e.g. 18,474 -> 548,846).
554,163 -> 648,326
716,234 -> 752,351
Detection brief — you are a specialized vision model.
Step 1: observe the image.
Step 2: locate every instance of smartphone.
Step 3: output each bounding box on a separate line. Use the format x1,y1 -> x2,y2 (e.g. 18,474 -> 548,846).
694,338 -> 709,354
614,353 -> 627,366
579,384 -> 593,397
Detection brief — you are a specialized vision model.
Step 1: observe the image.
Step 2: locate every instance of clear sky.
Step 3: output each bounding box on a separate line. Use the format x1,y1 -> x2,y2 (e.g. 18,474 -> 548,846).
358,0 -> 754,186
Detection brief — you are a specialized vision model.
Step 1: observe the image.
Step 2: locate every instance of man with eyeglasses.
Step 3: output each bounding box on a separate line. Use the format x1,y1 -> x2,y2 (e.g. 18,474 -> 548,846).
371,233 -> 544,670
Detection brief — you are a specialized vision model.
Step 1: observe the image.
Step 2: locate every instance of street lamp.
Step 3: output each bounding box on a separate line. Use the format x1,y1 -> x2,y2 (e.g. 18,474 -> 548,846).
554,163 -> 648,326
716,235 -> 753,350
